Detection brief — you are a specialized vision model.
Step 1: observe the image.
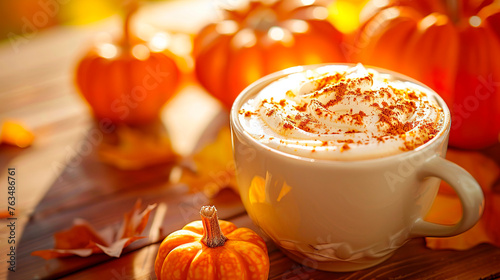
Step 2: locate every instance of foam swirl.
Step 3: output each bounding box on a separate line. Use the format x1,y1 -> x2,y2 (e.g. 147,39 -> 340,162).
238,64 -> 444,160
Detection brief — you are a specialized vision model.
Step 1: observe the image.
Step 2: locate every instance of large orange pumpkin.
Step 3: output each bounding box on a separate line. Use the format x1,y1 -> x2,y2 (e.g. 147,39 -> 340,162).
154,206 -> 269,280
354,0 -> 500,149
194,0 -> 347,109
75,3 -> 180,124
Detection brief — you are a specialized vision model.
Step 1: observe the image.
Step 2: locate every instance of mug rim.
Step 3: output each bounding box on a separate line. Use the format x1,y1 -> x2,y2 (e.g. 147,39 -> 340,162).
230,63 -> 452,165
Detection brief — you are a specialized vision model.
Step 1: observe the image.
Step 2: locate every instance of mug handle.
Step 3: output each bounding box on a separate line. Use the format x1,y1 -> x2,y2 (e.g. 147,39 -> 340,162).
410,155 -> 485,237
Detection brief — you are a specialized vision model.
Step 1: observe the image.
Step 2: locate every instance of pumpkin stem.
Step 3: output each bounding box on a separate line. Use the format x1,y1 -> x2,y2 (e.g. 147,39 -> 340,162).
446,0 -> 459,24
123,0 -> 139,48
200,206 -> 227,248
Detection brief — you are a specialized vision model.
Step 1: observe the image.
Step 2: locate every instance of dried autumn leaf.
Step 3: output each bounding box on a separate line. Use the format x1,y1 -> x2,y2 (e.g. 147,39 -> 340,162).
0,211 -> 11,219
178,125 -> 238,197
1,120 -> 35,148
98,122 -> 178,170
425,149 -> 500,250
117,200 -> 155,240
31,200 -> 156,260
424,195 -> 492,250
54,219 -> 110,249
31,219 -> 107,259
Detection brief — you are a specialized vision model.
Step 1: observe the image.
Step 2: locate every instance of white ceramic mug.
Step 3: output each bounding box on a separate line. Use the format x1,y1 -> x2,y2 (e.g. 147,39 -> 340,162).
230,64 -> 484,272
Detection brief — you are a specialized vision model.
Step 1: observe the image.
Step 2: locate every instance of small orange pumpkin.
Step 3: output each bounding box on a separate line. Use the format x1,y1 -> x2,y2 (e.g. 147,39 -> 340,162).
75,2 -> 180,124
194,0 -> 347,109
155,206 -> 269,280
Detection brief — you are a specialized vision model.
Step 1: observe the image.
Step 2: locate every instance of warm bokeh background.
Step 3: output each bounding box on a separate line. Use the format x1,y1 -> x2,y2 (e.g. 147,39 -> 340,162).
0,0 -> 366,42
0,0 -> 499,278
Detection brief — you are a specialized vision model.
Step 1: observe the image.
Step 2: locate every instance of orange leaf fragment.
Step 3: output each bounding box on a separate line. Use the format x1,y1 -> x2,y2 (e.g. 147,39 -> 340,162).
0,211 -> 10,219
98,122 -> 178,170
54,219 -> 110,249
31,199 -> 156,260
31,219 -> 106,260
117,199 -> 157,240
178,125 -> 238,197
425,149 -> 500,250
1,121 -> 35,148
424,195 -> 491,250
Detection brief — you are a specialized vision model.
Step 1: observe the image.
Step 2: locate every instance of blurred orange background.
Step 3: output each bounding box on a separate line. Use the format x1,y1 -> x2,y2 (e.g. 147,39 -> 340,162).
0,0 -> 366,42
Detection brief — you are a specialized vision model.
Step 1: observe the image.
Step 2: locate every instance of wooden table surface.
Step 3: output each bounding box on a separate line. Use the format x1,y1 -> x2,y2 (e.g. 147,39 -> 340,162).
1,1 -> 500,279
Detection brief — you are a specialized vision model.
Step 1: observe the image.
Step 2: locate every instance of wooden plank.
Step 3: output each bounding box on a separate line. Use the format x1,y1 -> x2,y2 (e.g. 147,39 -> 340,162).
14,154 -> 246,280
15,132 -> 499,280
2,1 -> 500,279
269,240 -> 500,279
7,67 -> 500,280
57,213 -> 259,280
55,221 -> 500,280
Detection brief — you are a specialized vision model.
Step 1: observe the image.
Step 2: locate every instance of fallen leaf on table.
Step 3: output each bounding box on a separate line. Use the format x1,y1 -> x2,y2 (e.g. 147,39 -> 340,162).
98,121 -> 178,170
425,149 -> 500,250
177,125 -> 238,197
0,211 -> 11,219
31,200 -> 156,259
1,121 -> 35,148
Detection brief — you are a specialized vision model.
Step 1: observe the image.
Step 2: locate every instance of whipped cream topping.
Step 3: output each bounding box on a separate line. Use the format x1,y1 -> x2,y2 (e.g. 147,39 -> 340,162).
238,64 -> 444,160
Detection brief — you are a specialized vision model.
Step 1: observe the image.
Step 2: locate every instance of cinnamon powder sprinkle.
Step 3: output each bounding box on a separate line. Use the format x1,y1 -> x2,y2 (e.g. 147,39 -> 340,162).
314,107 -> 323,116
239,109 -> 255,117
295,102 -> 309,112
407,90 -> 419,100
352,111 -> 366,125
298,118 -> 313,132
324,83 -> 348,107
283,123 -> 294,129
244,66 -> 443,155
341,143 -> 350,152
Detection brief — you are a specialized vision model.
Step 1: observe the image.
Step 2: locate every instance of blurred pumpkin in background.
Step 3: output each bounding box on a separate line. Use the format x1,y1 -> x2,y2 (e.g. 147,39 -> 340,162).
194,0 -> 347,109
354,0 -> 500,149
75,1 -> 180,124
